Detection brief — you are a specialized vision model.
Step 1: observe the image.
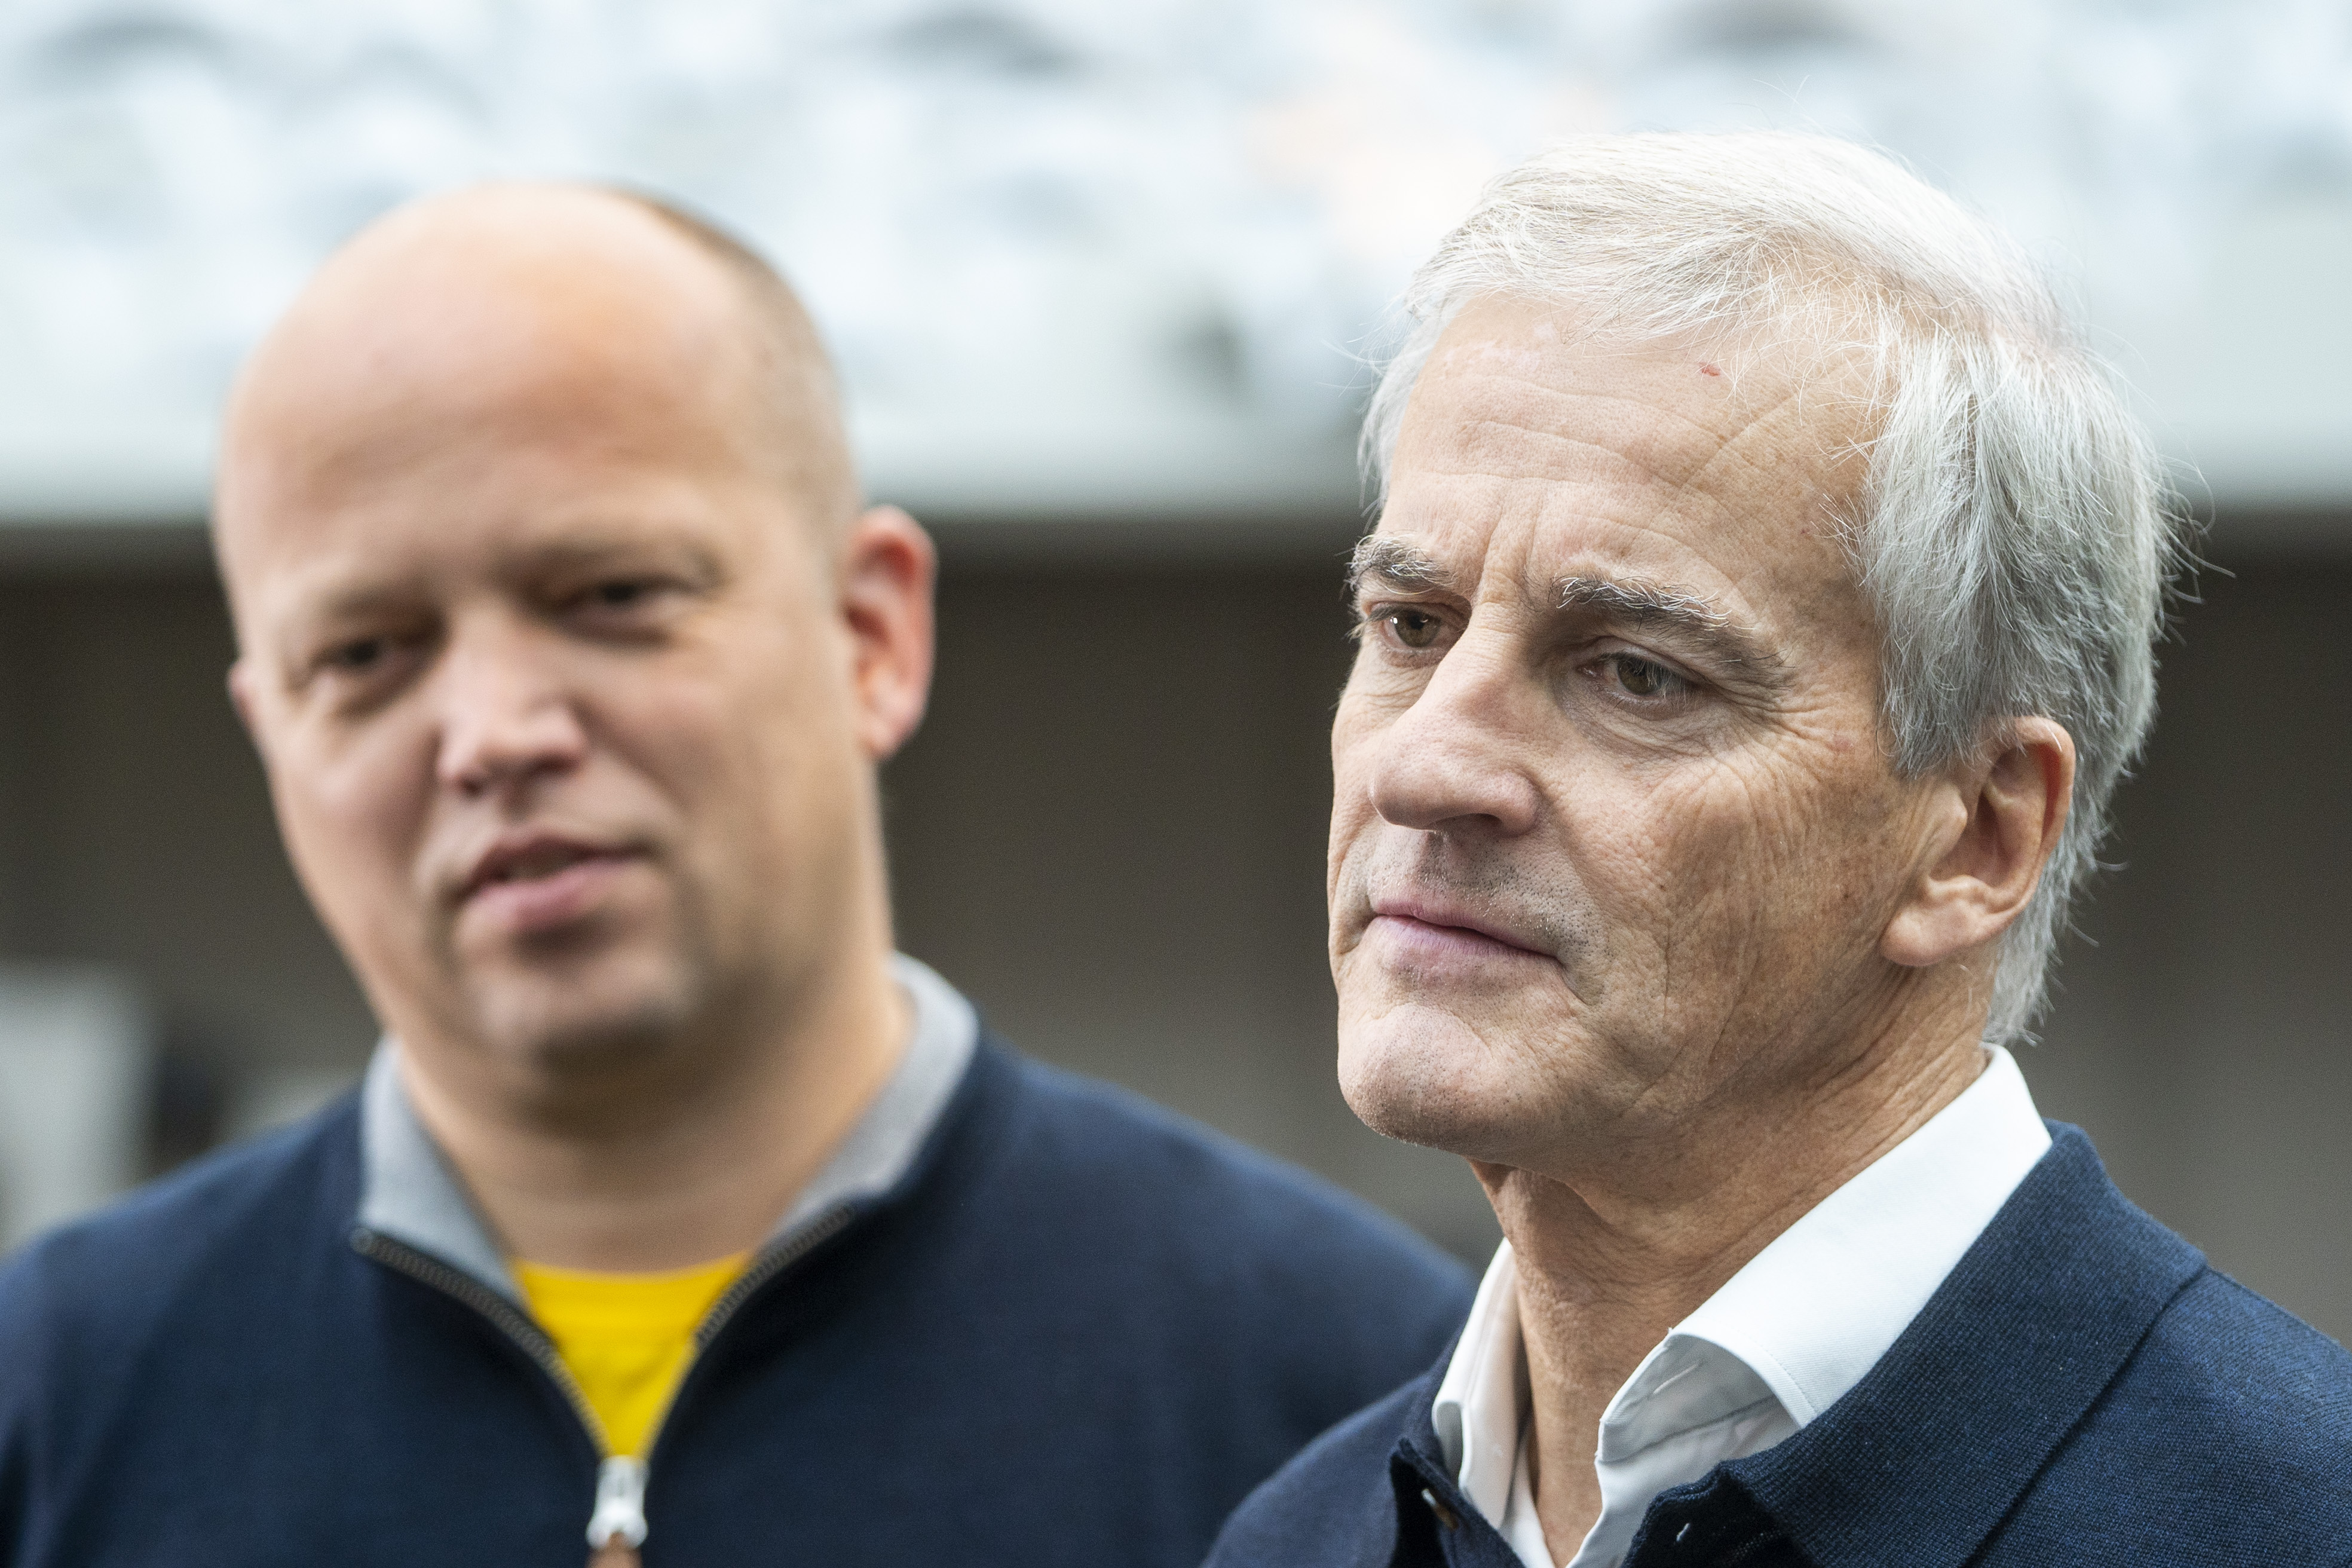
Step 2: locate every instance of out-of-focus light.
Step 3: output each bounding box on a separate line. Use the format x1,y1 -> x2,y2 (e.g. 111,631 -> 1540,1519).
0,0 -> 2345,529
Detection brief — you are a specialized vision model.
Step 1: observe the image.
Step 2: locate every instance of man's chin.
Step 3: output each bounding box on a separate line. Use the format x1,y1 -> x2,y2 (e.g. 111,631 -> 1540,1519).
461,967 -> 703,1079
1336,1006 -> 1551,1164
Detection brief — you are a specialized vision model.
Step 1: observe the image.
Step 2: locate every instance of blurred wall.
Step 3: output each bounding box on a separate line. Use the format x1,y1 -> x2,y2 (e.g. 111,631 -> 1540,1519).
0,537 -> 2345,1346
0,567 -> 374,1097
2013,545 -> 2352,1332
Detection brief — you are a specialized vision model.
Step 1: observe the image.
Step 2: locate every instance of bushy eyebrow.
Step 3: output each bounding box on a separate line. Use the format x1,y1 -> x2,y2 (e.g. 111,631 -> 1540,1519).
1346,534 -> 1463,598
1556,575 -> 1789,687
1347,536 -> 1791,690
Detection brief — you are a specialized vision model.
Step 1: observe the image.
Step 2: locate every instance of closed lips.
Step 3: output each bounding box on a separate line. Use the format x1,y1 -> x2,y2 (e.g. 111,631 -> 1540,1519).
1371,899 -> 1546,956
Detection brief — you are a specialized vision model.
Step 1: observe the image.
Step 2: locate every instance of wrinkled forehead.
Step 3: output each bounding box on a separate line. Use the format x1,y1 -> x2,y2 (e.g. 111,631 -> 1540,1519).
1378,298 -> 1875,635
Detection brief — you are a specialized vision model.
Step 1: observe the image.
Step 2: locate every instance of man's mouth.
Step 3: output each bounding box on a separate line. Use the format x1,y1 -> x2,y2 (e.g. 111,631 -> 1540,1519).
1368,895 -> 1546,956
458,834 -> 639,906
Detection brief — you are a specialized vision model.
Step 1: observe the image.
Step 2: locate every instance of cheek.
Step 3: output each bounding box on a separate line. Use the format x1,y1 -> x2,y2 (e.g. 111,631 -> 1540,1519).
607,677 -> 739,786
605,614 -> 835,791
1326,699 -> 1385,886
614,632 -> 865,900
284,724 -> 434,889
1326,768 -> 1374,887
264,722 -> 443,989
1636,747 -> 1909,984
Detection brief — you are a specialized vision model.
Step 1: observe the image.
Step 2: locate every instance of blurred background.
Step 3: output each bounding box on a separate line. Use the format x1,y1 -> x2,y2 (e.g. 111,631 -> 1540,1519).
0,0 -> 2345,1340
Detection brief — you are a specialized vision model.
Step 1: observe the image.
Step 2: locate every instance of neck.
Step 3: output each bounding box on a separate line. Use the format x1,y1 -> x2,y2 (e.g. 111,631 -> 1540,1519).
1492,1015 -> 1984,1557
400,944 -> 908,1272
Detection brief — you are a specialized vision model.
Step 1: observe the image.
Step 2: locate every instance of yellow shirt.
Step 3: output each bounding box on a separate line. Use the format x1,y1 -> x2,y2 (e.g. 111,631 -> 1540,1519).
515,1252 -> 749,1458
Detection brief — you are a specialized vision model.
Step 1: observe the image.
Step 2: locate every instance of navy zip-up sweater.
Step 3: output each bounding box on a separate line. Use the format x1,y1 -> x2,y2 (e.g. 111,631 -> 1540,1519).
1206,1125 -> 2352,1568
0,1037 -> 1473,1566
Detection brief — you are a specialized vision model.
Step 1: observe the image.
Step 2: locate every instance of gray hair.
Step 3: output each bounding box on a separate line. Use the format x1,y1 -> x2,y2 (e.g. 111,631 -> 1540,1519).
1362,131 -> 2186,1045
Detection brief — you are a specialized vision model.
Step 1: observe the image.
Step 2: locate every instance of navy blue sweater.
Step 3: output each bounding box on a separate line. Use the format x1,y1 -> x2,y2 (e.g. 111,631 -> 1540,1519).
1207,1125 -> 2352,1568
0,1039 -> 1472,1566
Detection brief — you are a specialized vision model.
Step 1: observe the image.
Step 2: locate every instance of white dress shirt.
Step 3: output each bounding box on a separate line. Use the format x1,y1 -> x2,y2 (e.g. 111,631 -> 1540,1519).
1432,1046 -> 2052,1568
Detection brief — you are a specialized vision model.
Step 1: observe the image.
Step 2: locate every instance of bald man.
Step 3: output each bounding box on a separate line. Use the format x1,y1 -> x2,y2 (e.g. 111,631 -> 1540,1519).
0,186 -> 1471,1568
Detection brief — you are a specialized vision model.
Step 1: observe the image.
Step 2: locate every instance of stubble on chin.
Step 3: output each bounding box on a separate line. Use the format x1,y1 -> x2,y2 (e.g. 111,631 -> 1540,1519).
1337,993 -> 1470,1145
1330,837 -> 1609,1165
1334,984 -> 1567,1166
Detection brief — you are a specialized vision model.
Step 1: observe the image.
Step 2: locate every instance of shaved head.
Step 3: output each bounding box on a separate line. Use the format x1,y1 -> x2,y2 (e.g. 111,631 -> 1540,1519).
215,181 -> 856,607
209,179 -> 938,1159
602,185 -> 858,522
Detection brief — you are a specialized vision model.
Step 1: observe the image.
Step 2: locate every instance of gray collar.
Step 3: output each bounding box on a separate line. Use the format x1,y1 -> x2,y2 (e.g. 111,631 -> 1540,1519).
357,954 -> 980,1303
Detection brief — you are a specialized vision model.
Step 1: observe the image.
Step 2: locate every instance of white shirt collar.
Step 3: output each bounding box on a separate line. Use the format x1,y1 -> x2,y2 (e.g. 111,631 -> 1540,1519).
1431,1226 -> 1530,1525
1432,1045 -> 2051,1568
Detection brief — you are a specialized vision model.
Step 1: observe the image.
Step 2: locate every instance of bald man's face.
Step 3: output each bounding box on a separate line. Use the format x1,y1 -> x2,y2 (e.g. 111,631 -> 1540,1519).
218,193 -> 918,1082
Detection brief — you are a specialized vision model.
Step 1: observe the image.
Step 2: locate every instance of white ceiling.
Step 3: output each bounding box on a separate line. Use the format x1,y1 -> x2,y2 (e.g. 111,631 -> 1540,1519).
2,0 -> 2347,543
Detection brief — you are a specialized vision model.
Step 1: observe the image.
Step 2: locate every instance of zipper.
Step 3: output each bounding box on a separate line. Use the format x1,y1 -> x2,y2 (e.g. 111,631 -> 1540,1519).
587,1456 -> 648,1549
351,1203 -> 858,1555
351,1228 -> 612,1453
688,1204 -> 856,1352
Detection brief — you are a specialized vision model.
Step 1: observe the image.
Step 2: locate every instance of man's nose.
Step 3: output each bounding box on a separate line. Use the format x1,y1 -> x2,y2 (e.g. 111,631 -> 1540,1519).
432,617 -> 589,800
1361,632 -> 1542,838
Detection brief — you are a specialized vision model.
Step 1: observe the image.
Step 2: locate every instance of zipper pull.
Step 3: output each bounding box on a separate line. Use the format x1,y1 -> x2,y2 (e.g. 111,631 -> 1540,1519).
587,1454 -> 648,1563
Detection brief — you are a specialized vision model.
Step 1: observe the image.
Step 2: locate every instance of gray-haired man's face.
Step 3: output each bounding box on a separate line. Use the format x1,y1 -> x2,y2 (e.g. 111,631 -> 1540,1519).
1328,296 -> 1955,1185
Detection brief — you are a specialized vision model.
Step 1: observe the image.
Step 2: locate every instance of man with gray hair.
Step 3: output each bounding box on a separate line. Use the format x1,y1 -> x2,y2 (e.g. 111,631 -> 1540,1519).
1209,132 -> 2351,1567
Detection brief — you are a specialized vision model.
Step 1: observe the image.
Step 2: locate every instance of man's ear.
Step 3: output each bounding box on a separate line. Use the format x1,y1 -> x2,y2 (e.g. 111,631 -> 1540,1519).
838,504 -> 937,762
1881,718 -> 2076,968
